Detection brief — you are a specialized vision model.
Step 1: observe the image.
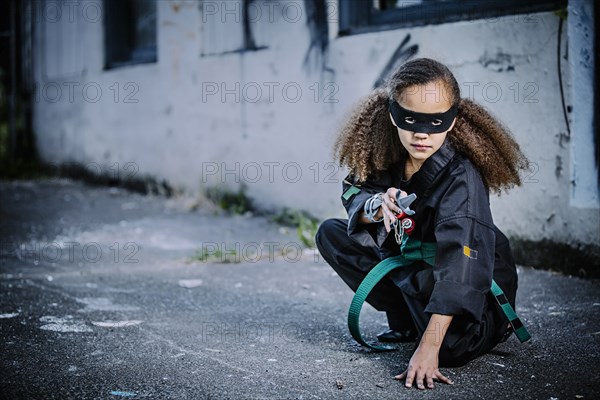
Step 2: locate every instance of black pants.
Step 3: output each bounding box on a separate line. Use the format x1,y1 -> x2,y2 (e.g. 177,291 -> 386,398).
315,218 -> 510,367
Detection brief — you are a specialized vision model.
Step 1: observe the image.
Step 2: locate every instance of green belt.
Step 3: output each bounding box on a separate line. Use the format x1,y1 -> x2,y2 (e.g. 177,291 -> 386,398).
347,236 -> 531,351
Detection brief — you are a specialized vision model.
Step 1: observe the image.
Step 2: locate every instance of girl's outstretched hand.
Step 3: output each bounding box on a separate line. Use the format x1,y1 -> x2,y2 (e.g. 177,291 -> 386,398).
381,187 -> 407,232
393,344 -> 454,390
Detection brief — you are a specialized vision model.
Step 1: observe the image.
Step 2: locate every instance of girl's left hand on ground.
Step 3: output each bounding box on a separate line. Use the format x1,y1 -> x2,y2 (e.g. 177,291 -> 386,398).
393,345 -> 454,389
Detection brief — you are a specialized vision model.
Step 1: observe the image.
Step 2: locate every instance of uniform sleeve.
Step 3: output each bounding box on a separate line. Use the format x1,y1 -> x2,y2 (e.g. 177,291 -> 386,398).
424,165 -> 495,323
341,173 -> 390,248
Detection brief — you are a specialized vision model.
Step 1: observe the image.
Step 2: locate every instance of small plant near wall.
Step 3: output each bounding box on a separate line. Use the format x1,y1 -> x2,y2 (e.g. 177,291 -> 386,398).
272,207 -> 320,248
189,246 -> 241,264
205,184 -> 254,215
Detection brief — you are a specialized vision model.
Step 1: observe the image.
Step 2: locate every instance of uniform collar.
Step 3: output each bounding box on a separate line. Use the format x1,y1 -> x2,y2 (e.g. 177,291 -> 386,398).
397,139 -> 457,196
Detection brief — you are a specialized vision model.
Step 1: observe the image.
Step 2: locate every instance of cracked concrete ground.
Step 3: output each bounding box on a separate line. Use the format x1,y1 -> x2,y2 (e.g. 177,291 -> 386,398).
1,178 -> 599,399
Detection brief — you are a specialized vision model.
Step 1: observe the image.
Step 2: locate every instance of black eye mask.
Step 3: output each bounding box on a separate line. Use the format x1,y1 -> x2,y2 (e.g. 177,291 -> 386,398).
389,98 -> 458,134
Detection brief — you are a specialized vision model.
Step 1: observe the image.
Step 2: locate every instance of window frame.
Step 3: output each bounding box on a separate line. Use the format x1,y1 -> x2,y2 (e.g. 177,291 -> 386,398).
103,0 -> 157,70
339,0 -> 568,36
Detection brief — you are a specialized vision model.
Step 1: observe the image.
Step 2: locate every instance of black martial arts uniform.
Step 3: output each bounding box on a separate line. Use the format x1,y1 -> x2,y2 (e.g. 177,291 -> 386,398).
315,139 -> 518,367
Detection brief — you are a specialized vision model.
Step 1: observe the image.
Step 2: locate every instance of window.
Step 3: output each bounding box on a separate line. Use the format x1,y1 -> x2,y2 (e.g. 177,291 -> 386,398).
104,0 -> 157,69
339,0 -> 567,36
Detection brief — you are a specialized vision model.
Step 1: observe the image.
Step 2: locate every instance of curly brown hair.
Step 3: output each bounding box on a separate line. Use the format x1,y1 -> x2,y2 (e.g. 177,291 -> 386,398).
333,58 -> 530,194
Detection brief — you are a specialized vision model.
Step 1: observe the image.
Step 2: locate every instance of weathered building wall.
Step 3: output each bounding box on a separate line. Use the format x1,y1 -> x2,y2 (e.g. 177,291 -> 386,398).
31,1 -> 598,259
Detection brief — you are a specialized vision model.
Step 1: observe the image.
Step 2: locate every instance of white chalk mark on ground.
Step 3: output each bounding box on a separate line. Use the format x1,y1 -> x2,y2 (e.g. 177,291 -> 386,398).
140,329 -> 321,399
75,297 -> 139,312
91,320 -> 143,328
146,233 -> 198,250
204,348 -> 222,353
0,312 -> 20,319
39,316 -> 92,333
109,390 -> 137,397
178,279 -> 203,288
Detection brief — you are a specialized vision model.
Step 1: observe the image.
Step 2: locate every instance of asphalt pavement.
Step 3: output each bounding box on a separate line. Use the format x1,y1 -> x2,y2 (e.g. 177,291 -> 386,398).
1,178 -> 599,399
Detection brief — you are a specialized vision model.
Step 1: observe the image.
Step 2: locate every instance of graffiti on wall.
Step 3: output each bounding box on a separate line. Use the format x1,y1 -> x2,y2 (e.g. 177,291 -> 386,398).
373,34 -> 418,90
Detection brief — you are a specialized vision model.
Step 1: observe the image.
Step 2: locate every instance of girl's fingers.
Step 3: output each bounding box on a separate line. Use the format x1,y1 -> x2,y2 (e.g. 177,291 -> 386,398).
415,370 -> 426,390
387,196 -> 400,214
400,368 -> 451,389
394,362 -> 450,390
386,187 -> 399,199
381,203 -> 395,232
426,374 -> 435,389
381,204 -> 390,232
404,368 -> 416,388
393,370 -> 407,380
387,207 -> 397,222
434,370 -> 454,385
385,188 -> 401,213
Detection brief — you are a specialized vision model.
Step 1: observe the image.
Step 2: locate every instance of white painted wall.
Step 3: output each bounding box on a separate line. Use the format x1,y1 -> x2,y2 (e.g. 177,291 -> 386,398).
32,0 -> 599,248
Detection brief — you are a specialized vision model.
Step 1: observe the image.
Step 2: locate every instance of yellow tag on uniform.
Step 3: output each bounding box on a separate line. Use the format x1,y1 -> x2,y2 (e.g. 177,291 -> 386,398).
463,245 -> 478,259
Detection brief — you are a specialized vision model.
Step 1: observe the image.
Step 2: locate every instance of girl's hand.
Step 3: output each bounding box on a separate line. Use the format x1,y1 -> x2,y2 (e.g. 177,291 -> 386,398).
393,344 -> 454,390
380,187 -> 407,233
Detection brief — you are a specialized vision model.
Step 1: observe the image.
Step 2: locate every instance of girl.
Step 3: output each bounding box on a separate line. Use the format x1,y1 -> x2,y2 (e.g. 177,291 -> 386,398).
315,58 -> 529,390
